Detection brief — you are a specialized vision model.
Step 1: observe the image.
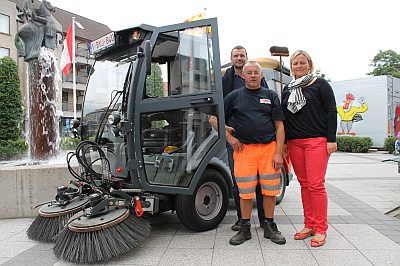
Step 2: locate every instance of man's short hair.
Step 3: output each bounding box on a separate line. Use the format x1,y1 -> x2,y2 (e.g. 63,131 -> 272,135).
231,45 -> 247,57
243,60 -> 262,71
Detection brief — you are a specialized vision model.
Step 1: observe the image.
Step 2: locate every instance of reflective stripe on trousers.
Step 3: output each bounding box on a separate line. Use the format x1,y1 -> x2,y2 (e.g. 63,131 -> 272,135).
233,142 -> 281,199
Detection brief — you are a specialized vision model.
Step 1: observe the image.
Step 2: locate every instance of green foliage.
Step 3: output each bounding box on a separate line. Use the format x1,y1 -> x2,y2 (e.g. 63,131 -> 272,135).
337,136 -> 373,153
60,137 -> 81,150
0,139 -> 28,160
0,57 -> 25,160
369,50 -> 400,78
0,57 -> 22,142
384,136 -> 397,154
146,63 -> 164,97
146,63 -> 165,128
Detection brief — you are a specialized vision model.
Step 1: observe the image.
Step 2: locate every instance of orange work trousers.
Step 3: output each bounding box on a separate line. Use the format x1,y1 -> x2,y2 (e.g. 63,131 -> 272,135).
233,142 -> 281,200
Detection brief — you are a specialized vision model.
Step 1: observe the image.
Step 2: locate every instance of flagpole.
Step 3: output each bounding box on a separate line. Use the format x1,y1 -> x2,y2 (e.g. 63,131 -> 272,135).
72,17 -> 77,120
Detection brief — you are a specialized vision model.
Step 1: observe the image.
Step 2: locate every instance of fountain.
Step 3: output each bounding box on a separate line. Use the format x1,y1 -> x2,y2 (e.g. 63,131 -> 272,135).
15,0 -> 62,160
0,0 -> 71,219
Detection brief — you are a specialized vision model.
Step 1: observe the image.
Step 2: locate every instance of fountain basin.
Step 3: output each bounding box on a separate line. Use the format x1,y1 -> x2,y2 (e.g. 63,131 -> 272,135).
0,163 -> 76,218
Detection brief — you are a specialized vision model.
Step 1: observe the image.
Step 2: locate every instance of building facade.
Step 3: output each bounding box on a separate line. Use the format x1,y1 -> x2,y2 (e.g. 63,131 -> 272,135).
1,0 -> 111,137
331,76 -> 400,148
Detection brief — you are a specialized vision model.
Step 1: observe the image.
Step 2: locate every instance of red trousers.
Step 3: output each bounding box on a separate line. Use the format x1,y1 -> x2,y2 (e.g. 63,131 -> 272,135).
287,137 -> 329,234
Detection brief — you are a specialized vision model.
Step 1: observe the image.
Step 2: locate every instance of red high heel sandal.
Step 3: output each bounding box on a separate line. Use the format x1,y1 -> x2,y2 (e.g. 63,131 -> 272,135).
311,235 -> 327,247
294,229 -> 315,240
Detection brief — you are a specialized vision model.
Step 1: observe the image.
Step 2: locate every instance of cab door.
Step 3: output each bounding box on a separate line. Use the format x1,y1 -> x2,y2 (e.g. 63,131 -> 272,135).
131,18 -> 227,195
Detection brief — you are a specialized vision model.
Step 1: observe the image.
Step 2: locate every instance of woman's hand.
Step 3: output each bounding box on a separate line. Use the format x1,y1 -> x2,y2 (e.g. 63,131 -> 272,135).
283,144 -> 288,157
327,142 -> 337,155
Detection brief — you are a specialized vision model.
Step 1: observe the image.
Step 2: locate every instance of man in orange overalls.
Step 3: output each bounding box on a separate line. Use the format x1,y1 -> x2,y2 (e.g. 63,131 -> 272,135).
224,61 -> 286,245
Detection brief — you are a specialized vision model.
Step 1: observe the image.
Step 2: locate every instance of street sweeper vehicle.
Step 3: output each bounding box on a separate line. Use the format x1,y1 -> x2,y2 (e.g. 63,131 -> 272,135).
27,18 -> 292,263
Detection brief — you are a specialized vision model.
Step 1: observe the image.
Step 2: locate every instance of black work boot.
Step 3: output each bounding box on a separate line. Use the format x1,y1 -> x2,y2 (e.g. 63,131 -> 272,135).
259,218 -> 266,229
229,222 -> 251,245
231,219 -> 241,231
264,220 -> 286,245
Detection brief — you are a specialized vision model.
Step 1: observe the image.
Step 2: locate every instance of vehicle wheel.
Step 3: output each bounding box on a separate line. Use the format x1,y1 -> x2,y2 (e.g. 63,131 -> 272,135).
175,169 -> 229,231
275,166 -> 287,205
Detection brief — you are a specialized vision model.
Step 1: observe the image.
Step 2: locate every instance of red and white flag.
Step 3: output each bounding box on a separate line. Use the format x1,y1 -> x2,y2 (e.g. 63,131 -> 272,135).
60,23 -> 73,76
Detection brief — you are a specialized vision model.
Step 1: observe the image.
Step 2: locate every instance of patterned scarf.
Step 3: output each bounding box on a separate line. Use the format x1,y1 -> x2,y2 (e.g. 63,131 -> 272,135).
287,74 -> 314,113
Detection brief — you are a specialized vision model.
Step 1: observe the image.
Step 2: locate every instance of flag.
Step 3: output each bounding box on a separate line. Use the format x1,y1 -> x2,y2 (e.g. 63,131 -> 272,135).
60,23 -> 73,76
185,12 -> 204,22
184,12 -> 207,37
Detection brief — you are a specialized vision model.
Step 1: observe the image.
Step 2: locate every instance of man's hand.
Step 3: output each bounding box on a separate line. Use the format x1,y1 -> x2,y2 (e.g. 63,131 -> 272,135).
225,125 -> 235,135
272,153 -> 283,170
226,130 -> 243,152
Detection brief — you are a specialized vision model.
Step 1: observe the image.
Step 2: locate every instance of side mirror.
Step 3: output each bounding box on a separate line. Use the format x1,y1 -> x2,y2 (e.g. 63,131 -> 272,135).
144,40 -> 152,75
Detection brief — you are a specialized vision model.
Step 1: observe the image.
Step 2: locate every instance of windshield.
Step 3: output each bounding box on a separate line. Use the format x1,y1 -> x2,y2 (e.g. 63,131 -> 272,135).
81,60 -> 132,141
80,59 -> 134,179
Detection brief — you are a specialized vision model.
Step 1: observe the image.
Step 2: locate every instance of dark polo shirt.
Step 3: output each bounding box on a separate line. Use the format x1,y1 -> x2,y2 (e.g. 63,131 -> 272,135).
224,86 -> 285,144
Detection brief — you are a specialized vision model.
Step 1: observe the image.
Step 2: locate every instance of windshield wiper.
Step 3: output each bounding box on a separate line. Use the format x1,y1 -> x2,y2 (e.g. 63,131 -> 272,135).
95,90 -> 123,143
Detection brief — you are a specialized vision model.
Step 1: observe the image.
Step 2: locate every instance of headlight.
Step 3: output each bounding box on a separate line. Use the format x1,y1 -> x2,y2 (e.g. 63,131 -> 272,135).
107,114 -> 121,125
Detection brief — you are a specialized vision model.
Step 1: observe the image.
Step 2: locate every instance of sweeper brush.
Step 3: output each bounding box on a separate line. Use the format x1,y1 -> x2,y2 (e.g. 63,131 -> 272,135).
26,186 -> 90,242
26,146 -> 99,243
53,206 -> 151,263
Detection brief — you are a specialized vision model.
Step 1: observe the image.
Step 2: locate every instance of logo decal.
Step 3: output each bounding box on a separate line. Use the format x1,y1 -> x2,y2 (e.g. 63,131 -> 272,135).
260,98 -> 271,104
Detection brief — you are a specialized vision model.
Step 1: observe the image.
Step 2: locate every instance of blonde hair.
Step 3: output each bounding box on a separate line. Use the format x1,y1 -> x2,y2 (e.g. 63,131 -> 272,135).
290,50 -> 314,76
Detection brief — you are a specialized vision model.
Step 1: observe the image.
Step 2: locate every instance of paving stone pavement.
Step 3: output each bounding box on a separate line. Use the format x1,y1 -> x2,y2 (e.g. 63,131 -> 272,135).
1,152 -> 400,265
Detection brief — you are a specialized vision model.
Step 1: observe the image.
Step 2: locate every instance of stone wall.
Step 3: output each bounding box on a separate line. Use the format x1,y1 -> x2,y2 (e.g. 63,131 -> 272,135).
0,164 -> 74,218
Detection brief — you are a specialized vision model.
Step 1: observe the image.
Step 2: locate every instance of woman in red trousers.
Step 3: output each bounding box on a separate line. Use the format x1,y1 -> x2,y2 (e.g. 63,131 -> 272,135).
281,50 -> 337,247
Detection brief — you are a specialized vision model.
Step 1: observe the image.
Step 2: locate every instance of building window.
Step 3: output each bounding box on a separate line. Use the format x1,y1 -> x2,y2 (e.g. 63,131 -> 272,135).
62,91 -> 69,102
0,47 -> 10,58
0,14 -> 10,34
62,91 -> 69,111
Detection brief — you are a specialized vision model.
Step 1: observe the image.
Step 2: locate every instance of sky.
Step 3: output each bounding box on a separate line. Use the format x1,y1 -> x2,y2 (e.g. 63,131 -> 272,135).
48,0 -> 399,82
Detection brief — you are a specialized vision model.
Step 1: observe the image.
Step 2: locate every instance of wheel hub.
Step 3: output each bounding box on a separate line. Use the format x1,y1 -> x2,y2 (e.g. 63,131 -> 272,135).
195,181 -> 222,220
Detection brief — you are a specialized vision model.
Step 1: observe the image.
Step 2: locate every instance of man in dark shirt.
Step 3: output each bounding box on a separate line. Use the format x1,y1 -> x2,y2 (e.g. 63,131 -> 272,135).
222,46 -> 268,231
225,61 -> 286,246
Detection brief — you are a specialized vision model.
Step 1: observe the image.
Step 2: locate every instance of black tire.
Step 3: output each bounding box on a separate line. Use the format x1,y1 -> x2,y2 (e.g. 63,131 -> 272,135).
275,166 -> 287,205
175,168 -> 229,232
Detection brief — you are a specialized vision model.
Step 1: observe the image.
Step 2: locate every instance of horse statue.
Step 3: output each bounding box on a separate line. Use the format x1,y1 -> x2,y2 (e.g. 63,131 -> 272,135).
15,0 -> 62,61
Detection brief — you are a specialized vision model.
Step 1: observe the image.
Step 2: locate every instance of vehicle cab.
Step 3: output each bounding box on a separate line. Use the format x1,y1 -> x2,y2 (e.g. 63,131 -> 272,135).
80,18 -> 231,231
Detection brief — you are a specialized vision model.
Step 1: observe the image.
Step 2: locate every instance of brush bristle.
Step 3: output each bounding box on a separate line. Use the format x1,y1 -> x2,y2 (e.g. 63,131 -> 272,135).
269,46 -> 289,56
27,213 -> 74,242
53,214 -> 151,263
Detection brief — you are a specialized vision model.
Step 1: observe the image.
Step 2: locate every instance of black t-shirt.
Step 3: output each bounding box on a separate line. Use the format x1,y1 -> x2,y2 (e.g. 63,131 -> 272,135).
281,78 -> 337,142
224,87 -> 285,144
222,67 -> 269,128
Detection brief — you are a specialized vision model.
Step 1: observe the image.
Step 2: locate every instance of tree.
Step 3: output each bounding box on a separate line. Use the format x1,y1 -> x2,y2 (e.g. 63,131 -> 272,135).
146,63 -> 164,97
0,56 -> 27,159
146,63 -> 165,128
0,56 -> 22,141
369,50 -> 400,78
